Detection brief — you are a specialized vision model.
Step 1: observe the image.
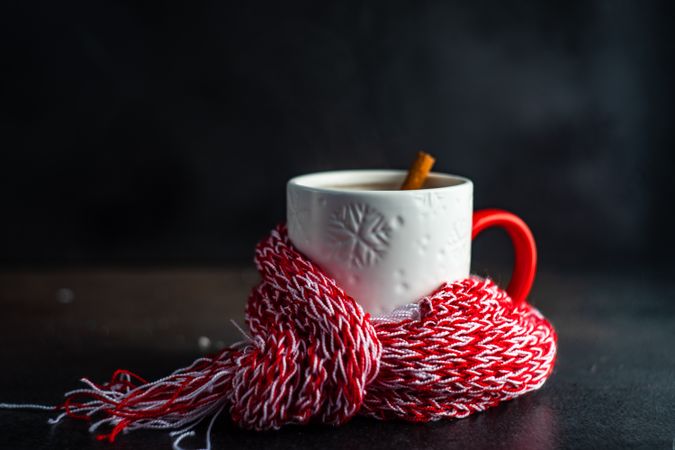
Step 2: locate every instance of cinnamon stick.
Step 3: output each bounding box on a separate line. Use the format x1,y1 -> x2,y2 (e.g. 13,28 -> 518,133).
400,151 -> 436,190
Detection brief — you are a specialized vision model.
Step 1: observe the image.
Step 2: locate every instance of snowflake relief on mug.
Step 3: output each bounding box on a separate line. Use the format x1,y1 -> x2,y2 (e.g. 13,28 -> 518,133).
327,203 -> 394,269
287,189 -> 311,244
413,191 -> 447,217
438,218 -> 470,262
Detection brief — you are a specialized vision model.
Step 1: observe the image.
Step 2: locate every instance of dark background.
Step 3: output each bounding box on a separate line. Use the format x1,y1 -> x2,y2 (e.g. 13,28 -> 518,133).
1,0 -> 674,271
1,4 -> 675,449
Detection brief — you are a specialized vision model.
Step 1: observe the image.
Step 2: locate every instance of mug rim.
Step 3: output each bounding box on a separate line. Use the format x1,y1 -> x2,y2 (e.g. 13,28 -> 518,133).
288,169 -> 472,195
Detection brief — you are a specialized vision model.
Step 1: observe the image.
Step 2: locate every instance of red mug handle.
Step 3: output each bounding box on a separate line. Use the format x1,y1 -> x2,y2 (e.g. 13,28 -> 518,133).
471,209 -> 537,305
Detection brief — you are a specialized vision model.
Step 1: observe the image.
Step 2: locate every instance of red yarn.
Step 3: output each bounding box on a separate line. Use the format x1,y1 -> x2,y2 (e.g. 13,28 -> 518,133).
54,224 -> 557,443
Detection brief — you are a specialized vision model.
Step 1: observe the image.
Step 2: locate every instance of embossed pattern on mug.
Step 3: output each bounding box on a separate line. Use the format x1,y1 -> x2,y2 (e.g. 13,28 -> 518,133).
413,191 -> 448,217
287,189 -> 311,245
327,203 -> 394,269
437,218 -> 471,264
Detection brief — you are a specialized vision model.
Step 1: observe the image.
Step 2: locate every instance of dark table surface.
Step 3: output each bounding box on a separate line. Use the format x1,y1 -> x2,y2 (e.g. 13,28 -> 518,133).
0,268 -> 673,450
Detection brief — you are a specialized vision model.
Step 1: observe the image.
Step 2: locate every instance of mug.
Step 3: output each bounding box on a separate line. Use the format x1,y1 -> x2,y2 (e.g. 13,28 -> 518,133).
287,170 -> 536,315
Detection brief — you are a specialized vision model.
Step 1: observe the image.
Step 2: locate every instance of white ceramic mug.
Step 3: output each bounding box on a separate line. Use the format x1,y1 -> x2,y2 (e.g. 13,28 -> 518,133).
287,170 -> 536,315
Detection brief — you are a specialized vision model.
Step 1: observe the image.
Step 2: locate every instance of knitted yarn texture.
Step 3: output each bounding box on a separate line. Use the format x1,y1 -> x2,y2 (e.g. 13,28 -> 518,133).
44,225 -> 558,444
